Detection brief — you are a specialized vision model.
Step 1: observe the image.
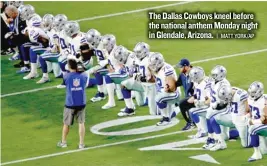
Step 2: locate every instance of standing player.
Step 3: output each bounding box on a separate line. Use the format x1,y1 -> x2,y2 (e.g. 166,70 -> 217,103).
247,81 -> 267,162
188,66 -> 211,138
202,65 -> 231,149
121,42 -> 157,116
148,52 -> 179,126
210,84 -> 250,151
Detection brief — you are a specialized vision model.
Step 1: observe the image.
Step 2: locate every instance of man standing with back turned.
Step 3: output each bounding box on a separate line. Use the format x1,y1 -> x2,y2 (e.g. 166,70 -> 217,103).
57,58 -> 88,149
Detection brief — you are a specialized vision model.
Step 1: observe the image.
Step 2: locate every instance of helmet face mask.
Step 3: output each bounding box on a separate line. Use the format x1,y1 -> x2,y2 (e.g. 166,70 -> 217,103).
113,46 -> 129,64
86,29 -> 101,48
218,84 -> 232,103
211,65 -> 227,82
189,66 -> 205,83
148,52 -> 164,72
248,81 -> 264,100
42,14 -> 54,31
133,42 -> 150,60
64,21 -> 80,38
53,14 -> 68,32
100,34 -> 116,52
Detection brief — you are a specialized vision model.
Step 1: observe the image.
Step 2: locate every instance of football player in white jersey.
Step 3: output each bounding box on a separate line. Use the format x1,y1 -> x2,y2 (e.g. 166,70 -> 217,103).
202,65 -> 231,150
89,34 -> 123,102
121,42 -> 157,116
37,14 -> 67,84
210,84 -> 250,151
188,66 -> 211,138
247,81 -> 267,162
23,14 -> 54,80
148,52 -> 179,126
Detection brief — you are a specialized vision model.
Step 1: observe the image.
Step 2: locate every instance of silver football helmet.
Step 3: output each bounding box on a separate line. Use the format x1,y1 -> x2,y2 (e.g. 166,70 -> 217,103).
148,52 -> 164,72
217,84 -> 233,103
19,4 -> 35,21
113,45 -> 129,64
211,65 -> 227,82
8,1 -> 23,8
133,42 -> 150,60
248,81 -> 264,100
64,21 -> 80,37
189,66 -> 205,83
53,14 -> 68,32
28,14 -> 42,27
100,34 -> 116,52
42,14 -> 54,31
86,29 -> 101,48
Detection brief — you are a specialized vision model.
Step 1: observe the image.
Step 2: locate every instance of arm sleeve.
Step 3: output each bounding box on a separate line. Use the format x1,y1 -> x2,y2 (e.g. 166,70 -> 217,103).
176,74 -> 183,87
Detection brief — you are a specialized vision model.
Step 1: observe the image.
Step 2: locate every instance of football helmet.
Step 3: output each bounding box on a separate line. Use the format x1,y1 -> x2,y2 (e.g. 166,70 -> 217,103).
148,52 -> 164,72
217,84 -> 233,103
189,66 -> 205,83
53,14 -> 68,31
28,14 -> 42,27
100,34 -> 116,52
8,1 -> 23,8
133,42 -> 150,60
86,29 -> 101,48
64,21 -> 80,37
113,45 -> 129,64
42,14 -> 54,31
248,81 -> 264,100
211,65 -> 227,82
19,4 -> 35,21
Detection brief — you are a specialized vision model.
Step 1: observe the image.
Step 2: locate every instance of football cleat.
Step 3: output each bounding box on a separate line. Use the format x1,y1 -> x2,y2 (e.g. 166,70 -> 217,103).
23,72 -> 39,80
78,144 -> 85,149
16,66 -> 30,74
101,103 -> 116,110
90,92 -> 105,102
57,141 -> 67,148
118,108 -> 135,117
182,122 -> 193,131
156,117 -> 171,126
210,141 -> 227,151
202,137 -> 215,150
36,77 -> 50,84
248,151 -> 262,162
57,84 -> 66,89
120,105 -> 136,112
9,52 -> 20,61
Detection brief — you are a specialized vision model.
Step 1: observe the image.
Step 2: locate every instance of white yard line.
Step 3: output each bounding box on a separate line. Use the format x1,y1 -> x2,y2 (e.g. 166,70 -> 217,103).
1,130 -> 195,165
1,48 -> 266,98
75,1 -> 195,22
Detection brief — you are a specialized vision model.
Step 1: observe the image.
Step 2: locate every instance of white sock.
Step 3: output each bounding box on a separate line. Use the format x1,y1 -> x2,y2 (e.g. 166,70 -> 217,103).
195,122 -> 202,130
106,83 -> 115,105
98,85 -> 104,93
24,61 -> 29,64
43,73 -> 48,78
31,63 -> 37,74
47,61 -> 52,73
116,85 -> 123,99
124,98 -> 134,109
199,116 -> 208,133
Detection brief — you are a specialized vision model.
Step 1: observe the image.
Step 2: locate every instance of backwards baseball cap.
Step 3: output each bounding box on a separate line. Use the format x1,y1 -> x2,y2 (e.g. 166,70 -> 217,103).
176,58 -> 190,68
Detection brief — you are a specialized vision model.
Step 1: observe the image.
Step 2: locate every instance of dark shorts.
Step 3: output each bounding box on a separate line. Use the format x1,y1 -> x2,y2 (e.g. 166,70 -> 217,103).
63,107 -> 85,126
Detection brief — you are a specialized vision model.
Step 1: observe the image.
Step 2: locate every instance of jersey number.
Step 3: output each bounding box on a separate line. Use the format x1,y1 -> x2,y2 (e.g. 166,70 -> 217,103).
60,38 -> 68,49
211,90 -> 216,103
156,78 -> 162,91
231,102 -> 238,114
249,105 -> 260,119
195,89 -> 201,100
94,50 -> 104,60
139,66 -> 145,77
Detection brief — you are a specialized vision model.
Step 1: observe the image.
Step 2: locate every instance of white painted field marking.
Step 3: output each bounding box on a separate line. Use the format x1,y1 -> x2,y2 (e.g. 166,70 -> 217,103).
75,1 -> 195,22
1,129 -> 195,165
1,48 -> 266,98
190,154 -> 221,165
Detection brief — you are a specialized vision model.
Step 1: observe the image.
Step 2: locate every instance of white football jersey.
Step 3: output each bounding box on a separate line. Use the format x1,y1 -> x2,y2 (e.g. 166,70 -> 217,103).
248,94 -> 267,120
154,62 -> 177,92
230,87 -> 248,116
28,27 -> 48,43
58,30 -> 71,54
107,46 -> 121,71
210,78 -> 231,108
194,77 -> 212,103
123,52 -> 137,75
69,32 -> 87,56
46,28 -> 58,50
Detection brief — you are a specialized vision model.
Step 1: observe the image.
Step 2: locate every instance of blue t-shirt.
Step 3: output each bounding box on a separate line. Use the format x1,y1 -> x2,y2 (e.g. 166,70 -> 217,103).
64,72 -> 88,108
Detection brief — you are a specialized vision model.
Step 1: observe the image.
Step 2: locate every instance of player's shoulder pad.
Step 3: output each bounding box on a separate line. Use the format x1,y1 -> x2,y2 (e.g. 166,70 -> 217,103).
164,63 -> 175,76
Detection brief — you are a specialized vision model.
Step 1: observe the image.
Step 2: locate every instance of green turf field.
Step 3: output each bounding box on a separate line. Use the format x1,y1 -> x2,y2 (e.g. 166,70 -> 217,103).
1,1 -> 267,166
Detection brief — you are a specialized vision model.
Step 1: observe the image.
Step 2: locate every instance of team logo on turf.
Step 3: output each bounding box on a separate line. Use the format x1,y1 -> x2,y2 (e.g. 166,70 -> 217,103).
73,78 -> 80,87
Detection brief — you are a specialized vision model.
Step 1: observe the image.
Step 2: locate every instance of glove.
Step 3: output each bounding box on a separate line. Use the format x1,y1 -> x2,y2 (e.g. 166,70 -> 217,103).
5,32 -> 14,39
